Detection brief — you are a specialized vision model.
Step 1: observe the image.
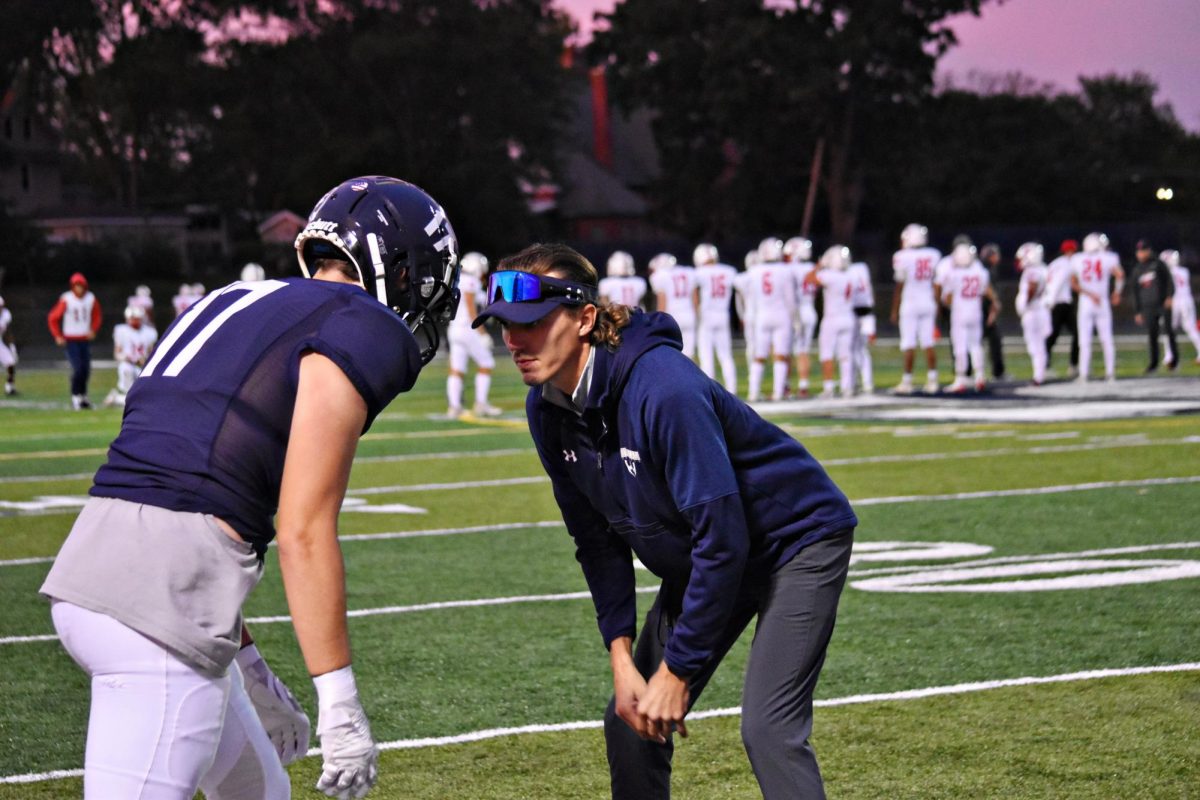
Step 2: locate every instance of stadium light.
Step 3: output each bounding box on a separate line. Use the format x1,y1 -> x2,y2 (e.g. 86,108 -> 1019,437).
1155,186 -> 1174,201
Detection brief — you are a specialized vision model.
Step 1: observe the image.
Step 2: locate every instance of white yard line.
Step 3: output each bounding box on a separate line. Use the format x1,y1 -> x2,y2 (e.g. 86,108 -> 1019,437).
3,662 -> 1196,784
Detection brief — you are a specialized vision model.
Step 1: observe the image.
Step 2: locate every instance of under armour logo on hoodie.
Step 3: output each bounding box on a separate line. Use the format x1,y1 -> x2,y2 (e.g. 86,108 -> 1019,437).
620,447 -> 641,476
563,450 -> 577,462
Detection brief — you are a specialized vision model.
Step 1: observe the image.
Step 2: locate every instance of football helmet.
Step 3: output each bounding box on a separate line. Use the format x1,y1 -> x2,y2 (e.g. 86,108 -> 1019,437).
460,252 -> 489,279
1160,249 -> 1180,268
240,263 -> 266,282
648,253 -> 677,273
606,250 -> 635,277
295,175 -> 460,365
177,283 -> 193,297
820,245 -> 850,272
952,242 -> 977,267
744,251 -> 761,270
757,237 -> 784,263
124,305 -> 146,325
783,237 -> 812,262
191,283 -> 206,296
1082,232 -> 1108,254
693,243 -> 719,267
135,284 -> 151,298
900,223 -> 928,249
1015,242 -> 1044,270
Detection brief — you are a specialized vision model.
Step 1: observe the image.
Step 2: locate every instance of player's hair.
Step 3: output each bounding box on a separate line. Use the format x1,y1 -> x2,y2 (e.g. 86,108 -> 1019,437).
311,257 -> 359,284
498,243 -> 631,350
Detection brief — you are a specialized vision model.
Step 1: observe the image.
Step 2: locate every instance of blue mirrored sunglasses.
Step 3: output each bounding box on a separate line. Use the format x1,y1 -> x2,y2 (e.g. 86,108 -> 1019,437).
486,271 -> 597,306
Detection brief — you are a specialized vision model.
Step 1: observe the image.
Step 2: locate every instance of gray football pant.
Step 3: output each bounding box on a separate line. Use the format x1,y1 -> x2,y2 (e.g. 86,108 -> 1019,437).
603,528 -> 854,800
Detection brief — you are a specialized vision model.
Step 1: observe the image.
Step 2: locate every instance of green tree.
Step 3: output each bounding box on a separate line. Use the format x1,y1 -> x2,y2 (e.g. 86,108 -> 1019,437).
589,0 -> 993,241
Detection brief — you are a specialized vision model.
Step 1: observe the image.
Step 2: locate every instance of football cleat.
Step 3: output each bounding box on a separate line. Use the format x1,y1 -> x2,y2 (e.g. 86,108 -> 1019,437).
473,402 -> 502,418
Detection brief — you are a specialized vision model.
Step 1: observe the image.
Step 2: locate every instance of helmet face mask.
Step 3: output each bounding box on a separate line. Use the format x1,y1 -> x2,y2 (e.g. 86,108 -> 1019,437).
295,175 -> 460,365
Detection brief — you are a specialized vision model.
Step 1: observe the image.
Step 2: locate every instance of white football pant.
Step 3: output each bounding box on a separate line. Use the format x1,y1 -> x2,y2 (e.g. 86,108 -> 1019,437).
819,319 -> 855,396
898,306 -> 937,351
792,306 -> 818,355
1076,296 -> 1115,379
1171,296 -> 1200,357
0,341 -> 15,368
852,315 -> 875,392
117,362 -> 141,394
52,601 -> 290,800
951,316 -> 985,381
1021,309 -> 1052,383
697,317 -> 737,393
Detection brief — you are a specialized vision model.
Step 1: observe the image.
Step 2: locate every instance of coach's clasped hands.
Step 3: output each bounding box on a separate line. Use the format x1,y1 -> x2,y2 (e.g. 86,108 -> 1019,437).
314,666 -> 379,800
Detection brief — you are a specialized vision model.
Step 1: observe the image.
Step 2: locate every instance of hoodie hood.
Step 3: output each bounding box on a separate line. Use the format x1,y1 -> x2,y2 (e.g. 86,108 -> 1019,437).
587,310 -> 682,412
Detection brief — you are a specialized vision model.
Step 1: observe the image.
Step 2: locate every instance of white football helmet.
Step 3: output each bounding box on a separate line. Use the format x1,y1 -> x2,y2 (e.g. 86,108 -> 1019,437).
692,243 -> 719,267
240,262 -> 266,282
649,253 -> 677,273
744,251 -> 760,270
124,305 -> 146,324
1015,242 -> 1044,270
1082,232 -> 1109,254
460,252 -> 489,278
820,245 -> 850,272
178,283 -> 193,297
606,250 -> 635,277
783,237 -> 812,262
900,223 -> 928,249
952,242 -> 977,267
0,295 -> 5,308
191,282 -> 206,296
757,237 -> 784,263
1160,249 -> 1180,268
135,284 -> 151,298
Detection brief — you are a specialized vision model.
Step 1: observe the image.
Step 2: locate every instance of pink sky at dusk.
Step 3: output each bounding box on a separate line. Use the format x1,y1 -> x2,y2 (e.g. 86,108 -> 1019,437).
555,0 -> 1200,131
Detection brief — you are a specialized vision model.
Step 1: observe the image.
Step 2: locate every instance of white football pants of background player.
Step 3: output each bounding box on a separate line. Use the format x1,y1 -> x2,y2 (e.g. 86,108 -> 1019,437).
851,314 -> 875,393
952,317 -> 985,387
791,305 -> 818,394
697,315 -> 737,393
1076,294 -> 1115,380
1021,306 -> 1052,384
447,326 -> 496,414
751,313 -> 793,402
52,602 -> 293,800
117,361 -> 142,394
818,317 -> 855,397
1170,293 -> 1200,360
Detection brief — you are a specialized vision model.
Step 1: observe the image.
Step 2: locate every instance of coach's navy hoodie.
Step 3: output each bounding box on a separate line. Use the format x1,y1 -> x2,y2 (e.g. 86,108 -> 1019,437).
527,311 -> 857,677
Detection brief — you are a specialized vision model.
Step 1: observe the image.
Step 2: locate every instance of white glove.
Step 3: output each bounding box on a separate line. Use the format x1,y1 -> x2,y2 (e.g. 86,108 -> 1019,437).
235,644 -> 311,766
314,667 -> 379,800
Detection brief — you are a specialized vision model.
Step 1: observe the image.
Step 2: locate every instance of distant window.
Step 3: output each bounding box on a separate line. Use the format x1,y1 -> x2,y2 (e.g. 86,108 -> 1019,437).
23,116 -> 31,140
20,164 -> 30,191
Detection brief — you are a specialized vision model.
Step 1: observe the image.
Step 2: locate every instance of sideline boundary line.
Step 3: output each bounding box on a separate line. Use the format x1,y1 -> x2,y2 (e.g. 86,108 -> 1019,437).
3,662 -> 1196,785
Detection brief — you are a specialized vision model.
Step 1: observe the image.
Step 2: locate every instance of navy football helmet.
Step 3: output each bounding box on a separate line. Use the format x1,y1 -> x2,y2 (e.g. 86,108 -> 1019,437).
295,175 -> 460,364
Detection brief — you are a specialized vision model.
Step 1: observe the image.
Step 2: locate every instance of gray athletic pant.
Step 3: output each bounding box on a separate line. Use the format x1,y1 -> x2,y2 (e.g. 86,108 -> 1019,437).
603,527 -> 854,800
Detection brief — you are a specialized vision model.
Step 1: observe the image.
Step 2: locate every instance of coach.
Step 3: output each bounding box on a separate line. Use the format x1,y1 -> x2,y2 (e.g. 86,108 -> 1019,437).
475,243 -> 857,800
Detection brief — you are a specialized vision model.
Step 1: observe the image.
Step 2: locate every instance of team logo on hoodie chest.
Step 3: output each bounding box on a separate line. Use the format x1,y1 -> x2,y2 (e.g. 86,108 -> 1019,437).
620,447 -> 641,476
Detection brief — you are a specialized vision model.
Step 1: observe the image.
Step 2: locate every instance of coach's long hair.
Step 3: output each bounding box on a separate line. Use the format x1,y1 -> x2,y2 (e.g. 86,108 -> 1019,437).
497,243 -> 631,350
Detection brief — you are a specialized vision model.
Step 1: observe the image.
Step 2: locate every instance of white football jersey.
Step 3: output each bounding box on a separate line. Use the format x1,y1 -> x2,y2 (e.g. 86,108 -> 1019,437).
793,262 -> 818,310
848,262 -> 874,309
127,294 -> 154,317
695,264 -> 737,320
1070,251 -> 1121,301
1171,264 -> 1194,304
733,271 -> 756,322
599,275 -> 648,309
650,266 -> 698,324
0,307 -> 11,337
1045,255 -> 1075,305
943,262 -> 990,321
933,255 -> 955,294
1016,264 -> 1049,315
747,261 -> 797,321
114,323 -> 159,365
450,272 -> 483,330
893,246 -> 941,311
816,269 -> 855,323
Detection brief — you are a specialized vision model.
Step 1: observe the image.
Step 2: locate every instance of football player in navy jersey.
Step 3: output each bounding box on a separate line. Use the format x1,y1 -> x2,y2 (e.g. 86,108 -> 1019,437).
477,243 -> 856,800
41,176 -> 460,800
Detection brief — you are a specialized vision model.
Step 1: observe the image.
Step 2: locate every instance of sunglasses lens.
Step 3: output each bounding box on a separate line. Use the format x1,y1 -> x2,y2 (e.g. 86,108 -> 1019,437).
487,271 -> 544,304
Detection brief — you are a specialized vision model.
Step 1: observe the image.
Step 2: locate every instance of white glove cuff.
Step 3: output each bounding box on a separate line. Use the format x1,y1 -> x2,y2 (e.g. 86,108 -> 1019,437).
314,665 -> 359,712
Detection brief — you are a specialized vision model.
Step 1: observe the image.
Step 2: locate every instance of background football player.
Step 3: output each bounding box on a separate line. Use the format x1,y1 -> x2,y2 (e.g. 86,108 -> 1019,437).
599,250 -> 649,310
446,251 -> 502,418
1015,242 -> 1052,385
105,304 -> 158,407
941,241 -> 999,392
0,294 -> 16,395
746,237 -> 796,402
806,246 -> 857,399
1069,232 -> 1124,383
848,257 -> 876,394
890,223 -> 942,394
1162,249 -> 1200,364
783,237 -> 819,397
649,252 -> 699,359
693,243 -> 738,393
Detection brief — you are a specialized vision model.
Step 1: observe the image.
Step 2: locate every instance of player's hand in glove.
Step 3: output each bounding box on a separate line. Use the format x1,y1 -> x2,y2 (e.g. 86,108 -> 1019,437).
235,643 -> 311,765
314,666 -> 379,800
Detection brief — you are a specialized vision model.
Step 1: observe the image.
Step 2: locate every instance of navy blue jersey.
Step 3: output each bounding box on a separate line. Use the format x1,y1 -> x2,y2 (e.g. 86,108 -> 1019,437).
92,278 -> 421,552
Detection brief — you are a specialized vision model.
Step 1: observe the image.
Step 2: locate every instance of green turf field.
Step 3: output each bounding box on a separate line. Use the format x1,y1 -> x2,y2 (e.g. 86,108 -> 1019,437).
1,342 -> 1198,799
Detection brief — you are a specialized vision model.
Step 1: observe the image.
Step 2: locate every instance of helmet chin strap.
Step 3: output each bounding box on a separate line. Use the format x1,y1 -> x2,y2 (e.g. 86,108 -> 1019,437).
366,233 -> 390,306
